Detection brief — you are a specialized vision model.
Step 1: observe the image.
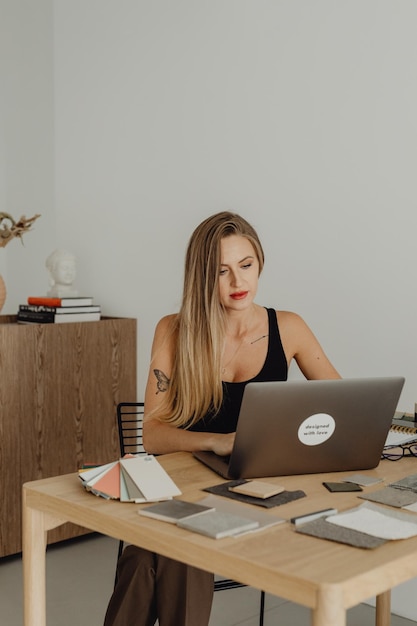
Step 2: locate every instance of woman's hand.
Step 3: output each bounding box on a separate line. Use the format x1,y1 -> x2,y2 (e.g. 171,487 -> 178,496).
210,432 -> 236,457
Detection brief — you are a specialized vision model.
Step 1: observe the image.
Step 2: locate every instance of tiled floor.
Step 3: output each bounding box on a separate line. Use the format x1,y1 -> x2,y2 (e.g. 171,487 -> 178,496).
1,533 -> 416,626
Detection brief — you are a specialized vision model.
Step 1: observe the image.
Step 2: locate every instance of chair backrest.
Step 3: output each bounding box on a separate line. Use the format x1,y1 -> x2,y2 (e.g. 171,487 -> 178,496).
117,402 -> 145,456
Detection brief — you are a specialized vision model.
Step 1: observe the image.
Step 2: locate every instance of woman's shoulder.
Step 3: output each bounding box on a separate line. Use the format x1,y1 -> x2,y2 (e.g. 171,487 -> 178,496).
274,309 -> 312,337
151,314 -> 179,361
156,313 -> 178,328
153,313 -> 179,340
275,309 -> 305,326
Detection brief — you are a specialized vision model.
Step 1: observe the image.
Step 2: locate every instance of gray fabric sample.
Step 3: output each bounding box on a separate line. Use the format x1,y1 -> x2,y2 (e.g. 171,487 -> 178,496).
203,480 -> 306,508
390,474 -> 417,492
360,486 -> 417,508
295,517 -> 386,549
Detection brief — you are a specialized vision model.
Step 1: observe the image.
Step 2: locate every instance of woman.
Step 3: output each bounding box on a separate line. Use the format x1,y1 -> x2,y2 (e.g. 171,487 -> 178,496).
104,211 -> 340,626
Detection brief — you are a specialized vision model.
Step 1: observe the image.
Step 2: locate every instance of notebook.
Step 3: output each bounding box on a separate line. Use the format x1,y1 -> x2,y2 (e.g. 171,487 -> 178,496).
385,419 -> 417,447
193,377 -> 405,479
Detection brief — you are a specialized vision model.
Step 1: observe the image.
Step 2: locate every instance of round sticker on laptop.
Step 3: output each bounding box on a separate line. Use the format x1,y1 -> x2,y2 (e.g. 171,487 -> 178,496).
297,414 -> 336,446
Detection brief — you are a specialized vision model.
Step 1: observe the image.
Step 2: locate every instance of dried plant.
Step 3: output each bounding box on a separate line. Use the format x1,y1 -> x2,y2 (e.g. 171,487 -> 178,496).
0,212 -> 41,248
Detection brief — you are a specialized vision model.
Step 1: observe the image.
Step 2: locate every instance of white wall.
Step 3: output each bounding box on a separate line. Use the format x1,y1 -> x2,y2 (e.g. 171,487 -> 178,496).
0,0 -> 55,294
51,0 -> 417,409
3,1 -> 417,409
2,2 -> 417,617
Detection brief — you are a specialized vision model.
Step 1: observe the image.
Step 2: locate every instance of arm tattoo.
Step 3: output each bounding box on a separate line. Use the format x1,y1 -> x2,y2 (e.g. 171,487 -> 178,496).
153,369 -> 170,394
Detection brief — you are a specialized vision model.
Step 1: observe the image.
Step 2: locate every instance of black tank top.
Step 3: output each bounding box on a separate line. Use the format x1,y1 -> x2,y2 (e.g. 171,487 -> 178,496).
189,308 -> 287,434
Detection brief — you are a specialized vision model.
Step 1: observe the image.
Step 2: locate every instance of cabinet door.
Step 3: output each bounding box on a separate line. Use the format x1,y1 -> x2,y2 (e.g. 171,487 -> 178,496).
0,320 -> 26,555
0,316 -> 137,556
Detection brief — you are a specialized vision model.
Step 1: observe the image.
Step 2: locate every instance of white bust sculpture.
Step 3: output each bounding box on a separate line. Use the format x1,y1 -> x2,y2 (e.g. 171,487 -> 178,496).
45,249 -> 79,297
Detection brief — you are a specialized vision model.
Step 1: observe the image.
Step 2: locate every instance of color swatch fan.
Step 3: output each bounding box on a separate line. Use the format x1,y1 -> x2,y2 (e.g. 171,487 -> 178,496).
78,455 -> 181,502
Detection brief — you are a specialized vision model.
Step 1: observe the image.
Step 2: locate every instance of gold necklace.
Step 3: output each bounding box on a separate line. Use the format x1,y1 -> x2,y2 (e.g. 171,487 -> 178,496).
221,333 -> 269,374
221,338 -> 245,374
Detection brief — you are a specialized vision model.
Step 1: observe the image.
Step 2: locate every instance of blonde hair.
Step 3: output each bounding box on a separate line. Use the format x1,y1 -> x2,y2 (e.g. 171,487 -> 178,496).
158,211 -> 264,428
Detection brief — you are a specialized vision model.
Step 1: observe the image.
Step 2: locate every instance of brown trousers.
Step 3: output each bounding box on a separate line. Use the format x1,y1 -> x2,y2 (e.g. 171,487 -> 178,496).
103,546 -> 214,626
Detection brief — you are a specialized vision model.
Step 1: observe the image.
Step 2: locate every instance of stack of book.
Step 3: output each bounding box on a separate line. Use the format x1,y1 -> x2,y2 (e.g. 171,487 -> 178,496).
17,296 -> 101,324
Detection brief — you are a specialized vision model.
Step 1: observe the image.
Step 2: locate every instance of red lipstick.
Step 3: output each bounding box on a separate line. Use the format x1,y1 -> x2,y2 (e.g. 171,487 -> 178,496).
230,291 -> 248,300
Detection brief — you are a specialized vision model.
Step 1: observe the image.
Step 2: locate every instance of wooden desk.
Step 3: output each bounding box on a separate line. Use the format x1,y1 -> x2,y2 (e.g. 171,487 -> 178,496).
23,453 -> 417,626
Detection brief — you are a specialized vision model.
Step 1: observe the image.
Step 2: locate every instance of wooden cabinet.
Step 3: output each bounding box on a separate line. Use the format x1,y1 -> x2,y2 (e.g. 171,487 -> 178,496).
0,315 -> 137,556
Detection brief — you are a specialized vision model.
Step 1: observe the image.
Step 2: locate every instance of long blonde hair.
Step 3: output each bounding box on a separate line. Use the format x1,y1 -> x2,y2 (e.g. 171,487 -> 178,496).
159,211 -> 264,428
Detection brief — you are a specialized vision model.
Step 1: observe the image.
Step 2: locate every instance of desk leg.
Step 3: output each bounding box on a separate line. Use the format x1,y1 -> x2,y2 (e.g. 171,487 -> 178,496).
312,586 -> 346,626
376,591 -> 391,626
22,492 -> 66,626
22,505 -> 48,626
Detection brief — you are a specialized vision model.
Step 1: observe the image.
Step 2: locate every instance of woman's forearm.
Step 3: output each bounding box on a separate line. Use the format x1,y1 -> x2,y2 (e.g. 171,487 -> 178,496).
143,418 -> 234,456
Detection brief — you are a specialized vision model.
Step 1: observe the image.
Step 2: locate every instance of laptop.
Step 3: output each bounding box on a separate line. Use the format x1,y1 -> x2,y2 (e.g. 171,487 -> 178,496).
193,377 -> 405,479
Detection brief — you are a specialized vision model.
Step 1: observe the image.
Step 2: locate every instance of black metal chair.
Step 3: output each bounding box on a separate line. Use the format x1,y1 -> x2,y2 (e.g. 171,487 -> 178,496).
115,402 -> 265,626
